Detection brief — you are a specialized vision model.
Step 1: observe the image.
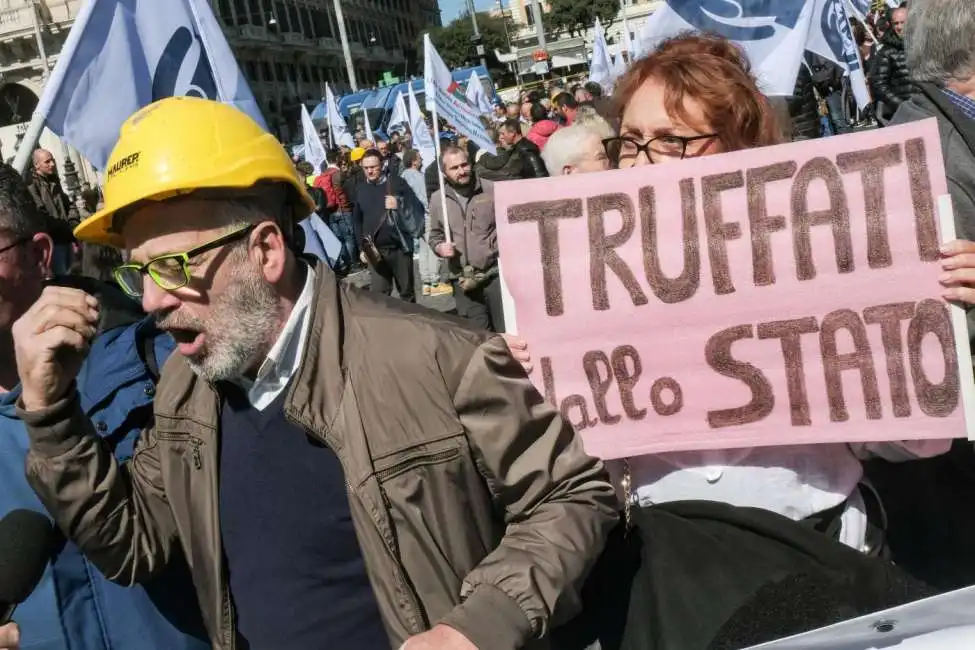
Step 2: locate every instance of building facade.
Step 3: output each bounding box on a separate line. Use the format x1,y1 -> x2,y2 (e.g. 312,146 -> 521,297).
0,0 -> 440,181
496,0 -> 661,79
214,0 -> 441,141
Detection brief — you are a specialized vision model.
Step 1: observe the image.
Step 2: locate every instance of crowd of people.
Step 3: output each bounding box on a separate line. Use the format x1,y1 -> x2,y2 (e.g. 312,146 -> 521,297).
1,0 -> 975,649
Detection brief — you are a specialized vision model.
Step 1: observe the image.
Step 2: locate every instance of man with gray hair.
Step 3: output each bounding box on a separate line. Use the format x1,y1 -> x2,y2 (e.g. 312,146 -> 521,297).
892,0 -> 975,241
540,121 -> 614,176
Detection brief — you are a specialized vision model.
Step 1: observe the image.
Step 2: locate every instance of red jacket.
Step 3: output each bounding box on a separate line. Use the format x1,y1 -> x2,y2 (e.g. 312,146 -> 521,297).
526,119 -> 560,150
313,167 -> 350,212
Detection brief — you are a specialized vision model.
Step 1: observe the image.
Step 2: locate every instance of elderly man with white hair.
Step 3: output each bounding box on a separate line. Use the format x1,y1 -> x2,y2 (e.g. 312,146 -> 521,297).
539,120 -> 614,176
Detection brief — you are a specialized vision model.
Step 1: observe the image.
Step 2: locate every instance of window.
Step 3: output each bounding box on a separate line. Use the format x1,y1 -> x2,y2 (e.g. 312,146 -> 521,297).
262,60 -> 272,79
275,62 -> 285,80
300,65 -> 310,83
217,0 -> 232,25
312,9 -> 331,38
245,60 -> 258,81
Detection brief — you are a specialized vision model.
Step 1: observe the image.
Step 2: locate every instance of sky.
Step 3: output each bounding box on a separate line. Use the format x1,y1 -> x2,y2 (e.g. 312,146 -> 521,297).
438,0 -> 500,24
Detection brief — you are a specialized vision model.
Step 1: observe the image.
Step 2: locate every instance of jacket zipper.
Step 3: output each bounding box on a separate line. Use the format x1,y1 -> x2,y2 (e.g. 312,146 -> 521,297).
373,449 -> 460,482
287,415 -> 429,635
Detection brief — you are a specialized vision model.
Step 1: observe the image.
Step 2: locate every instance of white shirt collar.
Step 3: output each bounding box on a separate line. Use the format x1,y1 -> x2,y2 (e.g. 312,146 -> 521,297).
238,264 -> 316,410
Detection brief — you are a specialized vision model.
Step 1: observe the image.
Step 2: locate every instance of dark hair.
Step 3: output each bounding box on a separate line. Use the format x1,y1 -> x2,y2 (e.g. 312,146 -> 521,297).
0,162 -> 47,239
402,148 -> 422,168
613,32 -> 781,152
529,102 -> 549,123
80,243 -> 123,282
500,118 -> 522,134
584,81 -> 604,99
554,92 -> 578,110
361,148 -> 383,165
295,161 -> 314,176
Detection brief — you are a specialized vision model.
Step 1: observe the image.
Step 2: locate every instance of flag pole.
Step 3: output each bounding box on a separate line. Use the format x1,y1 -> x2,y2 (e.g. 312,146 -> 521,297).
431,97 -> 451,245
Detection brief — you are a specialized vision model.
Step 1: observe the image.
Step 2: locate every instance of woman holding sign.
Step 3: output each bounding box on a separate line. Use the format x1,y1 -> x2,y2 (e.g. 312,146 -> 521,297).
524,33 -> 947,650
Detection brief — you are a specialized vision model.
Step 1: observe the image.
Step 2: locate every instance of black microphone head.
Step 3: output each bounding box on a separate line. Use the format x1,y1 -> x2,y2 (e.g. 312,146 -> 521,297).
0,509 -> 56,604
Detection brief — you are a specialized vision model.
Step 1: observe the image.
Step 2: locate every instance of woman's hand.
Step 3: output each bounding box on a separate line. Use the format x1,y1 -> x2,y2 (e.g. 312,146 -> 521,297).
940,240 -> 975,305
501,333 -> 532,374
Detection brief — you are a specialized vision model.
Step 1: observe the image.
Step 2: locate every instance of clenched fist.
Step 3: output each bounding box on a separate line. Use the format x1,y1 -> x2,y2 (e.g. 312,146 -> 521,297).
0,622 -> 19,649
13,286 -> 99,411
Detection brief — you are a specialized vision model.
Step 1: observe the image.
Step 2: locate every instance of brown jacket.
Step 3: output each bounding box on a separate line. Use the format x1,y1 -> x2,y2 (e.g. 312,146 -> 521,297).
429,178 -> 498,272
22,267 -> 617,649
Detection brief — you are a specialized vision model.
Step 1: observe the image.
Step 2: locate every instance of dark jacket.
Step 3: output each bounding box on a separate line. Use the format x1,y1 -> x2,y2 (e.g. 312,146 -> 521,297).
28,172 -> 78,245
789,60 -> 821,141
0,283 -> 208,650
870,33 -> 912,118
383,153 -> 401,178
513,138 -> 548,178
341,165 -> 364,205
892,83 -> 975,364
351,174 -> 420,252
22,263 -> 618,650
475,148 -> 525,182
424,160 -> 440,200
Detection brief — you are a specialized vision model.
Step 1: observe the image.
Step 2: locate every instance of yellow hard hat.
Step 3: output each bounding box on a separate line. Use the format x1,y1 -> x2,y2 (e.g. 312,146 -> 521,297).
350,147 -> 366,162
74,96 -> 316,248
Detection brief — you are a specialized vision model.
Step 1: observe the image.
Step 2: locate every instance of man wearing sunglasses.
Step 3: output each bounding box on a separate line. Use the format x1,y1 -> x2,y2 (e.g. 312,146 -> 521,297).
0,163 -> 208,650
12,96 -> 617,650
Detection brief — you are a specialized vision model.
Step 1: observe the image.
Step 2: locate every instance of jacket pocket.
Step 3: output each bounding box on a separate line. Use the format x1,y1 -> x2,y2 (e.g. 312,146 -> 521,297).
374,435 -> 501,628
153,430 -> 204,471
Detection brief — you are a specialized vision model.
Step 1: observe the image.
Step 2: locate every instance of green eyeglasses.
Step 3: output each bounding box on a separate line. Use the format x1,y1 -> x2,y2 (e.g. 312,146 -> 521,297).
113,224 -> 256,298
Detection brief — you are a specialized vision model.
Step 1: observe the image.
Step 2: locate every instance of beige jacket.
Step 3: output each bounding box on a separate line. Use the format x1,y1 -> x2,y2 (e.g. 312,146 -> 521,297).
22,265 -> 618,649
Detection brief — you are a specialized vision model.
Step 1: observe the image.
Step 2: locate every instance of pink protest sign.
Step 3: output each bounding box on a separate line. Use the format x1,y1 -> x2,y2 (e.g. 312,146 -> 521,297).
496,120 -> 971,460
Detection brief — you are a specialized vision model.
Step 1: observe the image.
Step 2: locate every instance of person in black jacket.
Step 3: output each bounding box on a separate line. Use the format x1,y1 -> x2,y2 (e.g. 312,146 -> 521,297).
353,149 -> 419,302
498,119 -> 548,178
870,5 -> 912,122
788,57 -> 821,141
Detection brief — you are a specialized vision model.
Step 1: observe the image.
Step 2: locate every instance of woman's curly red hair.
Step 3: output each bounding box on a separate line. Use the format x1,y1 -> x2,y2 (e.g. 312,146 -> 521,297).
613,32 -> 782,152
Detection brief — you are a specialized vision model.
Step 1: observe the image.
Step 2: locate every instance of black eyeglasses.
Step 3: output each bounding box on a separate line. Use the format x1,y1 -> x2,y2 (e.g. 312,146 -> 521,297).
112,224 -> 256,298
0,236 -> 30,256
602,134 -> 719,167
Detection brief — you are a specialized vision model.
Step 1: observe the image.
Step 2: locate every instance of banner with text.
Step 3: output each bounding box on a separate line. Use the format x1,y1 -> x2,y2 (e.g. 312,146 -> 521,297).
496,120 -> 972,459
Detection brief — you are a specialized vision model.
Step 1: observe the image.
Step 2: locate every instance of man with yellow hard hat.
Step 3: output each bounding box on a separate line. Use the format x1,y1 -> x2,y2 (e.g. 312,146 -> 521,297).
11,97 -> 616,650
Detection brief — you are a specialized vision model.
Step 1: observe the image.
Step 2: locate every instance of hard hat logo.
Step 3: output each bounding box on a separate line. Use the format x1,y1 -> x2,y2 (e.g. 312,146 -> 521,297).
151,27 -> 217,102
106,152 -> 141,180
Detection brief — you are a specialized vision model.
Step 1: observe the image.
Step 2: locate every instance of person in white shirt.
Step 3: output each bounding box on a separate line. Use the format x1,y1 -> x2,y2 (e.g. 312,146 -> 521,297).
515,33 -> 943,649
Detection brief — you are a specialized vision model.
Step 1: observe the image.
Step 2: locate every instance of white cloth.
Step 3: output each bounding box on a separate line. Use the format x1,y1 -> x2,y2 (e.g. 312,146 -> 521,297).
237,265 -> 316,410
609,439 -> 951,550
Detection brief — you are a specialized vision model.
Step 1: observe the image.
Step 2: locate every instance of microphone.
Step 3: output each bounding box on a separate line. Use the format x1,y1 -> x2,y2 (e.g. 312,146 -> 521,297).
0,510 -> 57,625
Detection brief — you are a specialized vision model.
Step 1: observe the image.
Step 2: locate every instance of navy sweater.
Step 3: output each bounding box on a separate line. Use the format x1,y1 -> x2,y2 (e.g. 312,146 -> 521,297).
219,386 -> 387,649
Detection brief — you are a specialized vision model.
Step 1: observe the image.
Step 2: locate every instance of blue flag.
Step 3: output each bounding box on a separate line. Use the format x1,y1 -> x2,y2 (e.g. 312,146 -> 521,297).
33,0 -> 265,170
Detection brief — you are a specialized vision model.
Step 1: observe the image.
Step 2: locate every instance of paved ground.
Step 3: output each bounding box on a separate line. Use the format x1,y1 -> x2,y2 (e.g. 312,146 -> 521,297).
343,267 -> 457,313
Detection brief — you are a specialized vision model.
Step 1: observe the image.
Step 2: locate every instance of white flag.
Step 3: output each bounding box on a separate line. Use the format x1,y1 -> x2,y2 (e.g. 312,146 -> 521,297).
300,104 -> 327,174
589,19 -> 615,94
807,0 -> 871,109
635,0 -> 815,96
27,0 -> 265,170
622,23 -> 637,60
465,71 -> 493,116
325,83 -> 354,149
423,34 -> 496,154
611,49 -> 628,81
843,0 -> 872,22
408,83 -> 437,172
362,109 -> 374,143
388,91 -> 410,134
